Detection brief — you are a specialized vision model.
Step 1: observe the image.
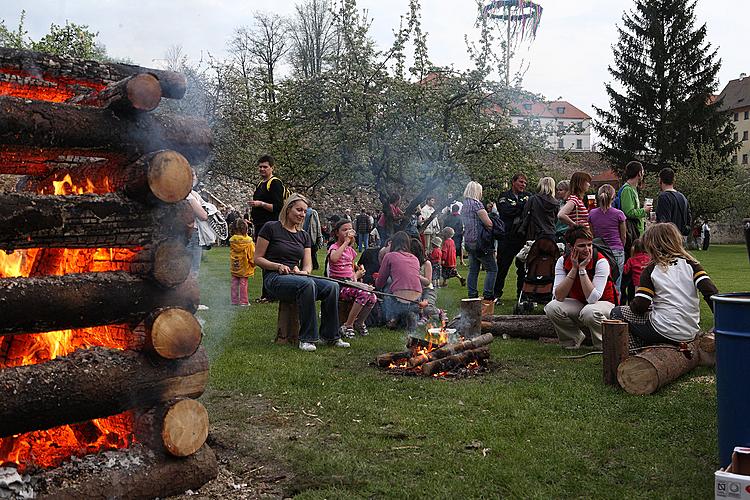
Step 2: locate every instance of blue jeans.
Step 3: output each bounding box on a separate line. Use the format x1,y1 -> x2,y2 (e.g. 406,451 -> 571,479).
187,228 -> 202,276
383,295 -> 418,334
263,273 -> 340,343
466,247 -> 497,300
612,248 -> 625,290
358,232 -> 369,252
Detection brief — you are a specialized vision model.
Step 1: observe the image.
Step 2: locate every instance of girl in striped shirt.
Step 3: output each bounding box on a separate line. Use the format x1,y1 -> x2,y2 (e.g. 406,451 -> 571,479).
557,171 -> 592,229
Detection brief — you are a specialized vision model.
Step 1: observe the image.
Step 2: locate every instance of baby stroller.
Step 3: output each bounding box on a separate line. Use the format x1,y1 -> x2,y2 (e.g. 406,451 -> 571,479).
514,236 -> 560,315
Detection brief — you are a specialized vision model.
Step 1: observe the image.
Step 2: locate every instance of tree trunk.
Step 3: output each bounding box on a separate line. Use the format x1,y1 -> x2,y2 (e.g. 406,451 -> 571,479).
421,347 -> 490,377
408,333 -> 494,367
602,319 -> 629,386
23,150 -> 194,204
0,47 -> 187,99
0,345 -> 208,437
144,307 -> 202,359
481,315 -> 558,339
0,193 -> 193,251
616,342 -> 700,395
0,96 -> 212,165
68,73 -> 162,113
135,399 -> 209,457
0,273 -> 199,336
31,444 -> 218,500
458,298 -> 483,338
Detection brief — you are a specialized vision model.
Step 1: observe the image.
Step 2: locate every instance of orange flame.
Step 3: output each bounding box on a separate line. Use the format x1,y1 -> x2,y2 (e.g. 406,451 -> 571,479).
0,67 -> 106,103
0,173 -> 137,470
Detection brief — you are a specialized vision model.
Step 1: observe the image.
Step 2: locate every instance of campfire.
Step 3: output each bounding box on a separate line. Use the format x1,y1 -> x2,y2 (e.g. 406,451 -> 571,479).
0,47 -> 216,497
376,321 -> 494,377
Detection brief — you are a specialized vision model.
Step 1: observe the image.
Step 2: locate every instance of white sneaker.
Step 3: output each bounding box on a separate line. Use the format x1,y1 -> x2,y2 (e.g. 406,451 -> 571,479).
299,342 -> 317,352
197,304 -> 209,311
330,338 -> 350,348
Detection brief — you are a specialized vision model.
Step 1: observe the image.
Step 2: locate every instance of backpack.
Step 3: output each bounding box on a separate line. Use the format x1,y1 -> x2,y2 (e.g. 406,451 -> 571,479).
202,201 -> 229,241
260,176 -> 292,203
612,185 -> 626,210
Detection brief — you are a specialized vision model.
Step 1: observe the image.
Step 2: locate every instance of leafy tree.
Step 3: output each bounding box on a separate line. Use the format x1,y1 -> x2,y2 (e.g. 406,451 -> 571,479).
0,10 -> 28,49
31,20 -> 108,60
594,0 -> 737,174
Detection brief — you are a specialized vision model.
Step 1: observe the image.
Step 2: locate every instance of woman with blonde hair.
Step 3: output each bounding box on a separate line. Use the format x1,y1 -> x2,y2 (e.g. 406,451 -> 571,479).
255,193 -> 350,352
460,181 -> 497,308
558,171 -> 591,228
610,223 -> 718,347
519,176 -> 558,241
588,183 -> 626,288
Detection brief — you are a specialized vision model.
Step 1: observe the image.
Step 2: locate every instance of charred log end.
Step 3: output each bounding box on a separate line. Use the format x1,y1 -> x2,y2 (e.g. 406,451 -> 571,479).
148,307 -> 202,359
162,399 -> 209,457
147,150 -> 192,203
153,239 -> 192,288
127,73 -> 162,111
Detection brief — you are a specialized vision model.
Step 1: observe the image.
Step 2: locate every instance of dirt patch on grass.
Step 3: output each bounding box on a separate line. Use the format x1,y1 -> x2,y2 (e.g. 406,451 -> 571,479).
169,389 -> 302,499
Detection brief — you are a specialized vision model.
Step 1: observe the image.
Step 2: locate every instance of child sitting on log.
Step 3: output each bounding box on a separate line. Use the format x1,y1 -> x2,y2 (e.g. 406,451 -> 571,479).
328,219 -> 377,338
439,227 -> 465,287
229,219 -> 255,306
610,223 -> 718,349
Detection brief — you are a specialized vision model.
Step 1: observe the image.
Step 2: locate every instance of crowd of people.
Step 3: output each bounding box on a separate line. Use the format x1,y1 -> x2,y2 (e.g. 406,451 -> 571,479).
191,155 -> 717,353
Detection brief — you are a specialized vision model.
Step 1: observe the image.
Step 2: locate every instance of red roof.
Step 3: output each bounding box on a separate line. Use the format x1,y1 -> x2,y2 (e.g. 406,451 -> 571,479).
511,100 -> 591,120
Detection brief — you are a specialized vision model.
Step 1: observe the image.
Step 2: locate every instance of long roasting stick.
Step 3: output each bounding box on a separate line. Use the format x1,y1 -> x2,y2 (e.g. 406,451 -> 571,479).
292,272 -> 425,307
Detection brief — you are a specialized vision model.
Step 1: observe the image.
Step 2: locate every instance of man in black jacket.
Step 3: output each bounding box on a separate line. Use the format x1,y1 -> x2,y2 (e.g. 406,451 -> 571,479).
494,173 -> 531,300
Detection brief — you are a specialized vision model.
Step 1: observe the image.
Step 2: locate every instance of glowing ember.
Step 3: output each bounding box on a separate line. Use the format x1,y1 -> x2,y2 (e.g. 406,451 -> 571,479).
0,67 -> 106,103
0,173 -> 137,470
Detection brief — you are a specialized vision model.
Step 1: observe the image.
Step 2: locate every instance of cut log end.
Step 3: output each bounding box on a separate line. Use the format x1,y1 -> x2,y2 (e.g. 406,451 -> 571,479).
127,73 -> 162,111
153,239 -> 192,288
149,307 -> 202,359
616,356 -> 659,395
147,150 -> 192,203
162,399 -> 209,457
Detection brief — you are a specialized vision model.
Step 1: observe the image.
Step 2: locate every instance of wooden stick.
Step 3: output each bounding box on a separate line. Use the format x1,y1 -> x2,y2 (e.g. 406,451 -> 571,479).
408,333 -> 494,368
421,347 -> 490,376
602,319 -> 629,386
68,73 -> 162,113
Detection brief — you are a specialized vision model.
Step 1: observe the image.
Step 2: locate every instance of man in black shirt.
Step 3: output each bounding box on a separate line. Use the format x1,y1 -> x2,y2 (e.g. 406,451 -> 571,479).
249,155 -> 286,302
250,155 -> 286,238
656,167 -> 691,237
494,173 -> 531,300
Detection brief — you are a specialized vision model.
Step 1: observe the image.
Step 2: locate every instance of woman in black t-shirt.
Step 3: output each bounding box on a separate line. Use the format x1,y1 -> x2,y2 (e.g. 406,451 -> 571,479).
254,193 -> 350,352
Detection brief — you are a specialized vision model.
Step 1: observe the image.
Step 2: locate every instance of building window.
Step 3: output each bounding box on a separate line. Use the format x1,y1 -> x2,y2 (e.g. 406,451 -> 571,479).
576,139 -> 583,149
734,132 -> 739,141
734,112 -> 739,121
557,138 -> 564,149
744,154 -> 749,165
523,103 -> 532,111
732,155 -> 738,164
744,131 -> 749,141
745,111 -> 749,120
557,106 -> 566,114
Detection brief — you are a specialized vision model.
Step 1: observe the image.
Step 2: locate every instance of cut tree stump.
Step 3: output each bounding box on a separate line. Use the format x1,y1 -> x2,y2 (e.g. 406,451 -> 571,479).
0,345 -> 209,437
0,273 -> 199,336
276,302 -> 300,345
602,319 -> 629,386
0,96 -> 212,165
481,314 -> 558,339
459,298 -> 482,338
31,444 -> 218,500
617,342 -> 699,395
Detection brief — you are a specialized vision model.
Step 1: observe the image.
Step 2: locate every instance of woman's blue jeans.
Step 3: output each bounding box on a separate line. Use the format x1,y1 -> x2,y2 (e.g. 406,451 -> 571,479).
466,247 -> 497,300
264,273 -> 340,343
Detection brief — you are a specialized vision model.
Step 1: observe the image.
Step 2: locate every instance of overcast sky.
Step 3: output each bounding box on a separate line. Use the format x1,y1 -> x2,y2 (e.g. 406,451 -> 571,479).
2,0 -> 748,140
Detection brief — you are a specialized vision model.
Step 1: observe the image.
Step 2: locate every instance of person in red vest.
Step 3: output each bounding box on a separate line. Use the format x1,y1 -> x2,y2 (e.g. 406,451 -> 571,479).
543,225 -> 618,350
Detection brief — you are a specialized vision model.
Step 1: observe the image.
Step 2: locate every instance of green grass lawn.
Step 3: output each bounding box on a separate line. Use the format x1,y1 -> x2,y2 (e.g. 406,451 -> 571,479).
196,244 -> 749,498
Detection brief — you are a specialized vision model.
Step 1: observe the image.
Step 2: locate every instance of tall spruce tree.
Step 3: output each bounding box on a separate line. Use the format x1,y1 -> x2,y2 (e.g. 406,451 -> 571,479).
594,0 -> 736,173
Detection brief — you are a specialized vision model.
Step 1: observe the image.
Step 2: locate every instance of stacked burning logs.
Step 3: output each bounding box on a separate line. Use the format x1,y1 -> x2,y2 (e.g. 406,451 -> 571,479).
376,333 -> 494,376
0,48 -> 216,497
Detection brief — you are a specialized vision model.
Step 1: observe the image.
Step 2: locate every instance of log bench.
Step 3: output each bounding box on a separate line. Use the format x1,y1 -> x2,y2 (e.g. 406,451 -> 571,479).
274,300 -> 353,345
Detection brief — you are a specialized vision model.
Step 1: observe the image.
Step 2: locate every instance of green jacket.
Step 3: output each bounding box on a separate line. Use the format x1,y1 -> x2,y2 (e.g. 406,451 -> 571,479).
620,183 -> 647,235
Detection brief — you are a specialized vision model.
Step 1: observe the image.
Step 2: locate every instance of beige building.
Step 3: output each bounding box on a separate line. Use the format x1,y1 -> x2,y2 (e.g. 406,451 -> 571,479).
509,100 -> 592,152
717,73 -> 750,165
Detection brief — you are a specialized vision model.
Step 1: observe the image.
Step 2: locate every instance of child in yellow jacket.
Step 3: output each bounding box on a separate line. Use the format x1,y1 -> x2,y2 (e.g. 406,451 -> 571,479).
230,219 -> 255,306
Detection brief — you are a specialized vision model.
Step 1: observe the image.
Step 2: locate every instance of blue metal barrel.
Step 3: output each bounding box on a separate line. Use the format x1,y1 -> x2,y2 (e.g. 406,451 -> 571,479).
714,292 -> 750,466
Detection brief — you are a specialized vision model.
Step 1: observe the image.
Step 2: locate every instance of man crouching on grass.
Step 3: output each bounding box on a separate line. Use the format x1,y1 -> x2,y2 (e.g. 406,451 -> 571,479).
544,225 -> 618,350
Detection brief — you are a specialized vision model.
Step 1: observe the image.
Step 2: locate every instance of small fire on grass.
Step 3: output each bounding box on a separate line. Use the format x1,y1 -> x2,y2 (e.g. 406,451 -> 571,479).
375,322 -> 494,378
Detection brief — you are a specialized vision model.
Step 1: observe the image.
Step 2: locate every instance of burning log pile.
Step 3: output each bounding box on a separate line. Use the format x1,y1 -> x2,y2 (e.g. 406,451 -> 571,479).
0,48 -> 217,497
376,329 -> 495,377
